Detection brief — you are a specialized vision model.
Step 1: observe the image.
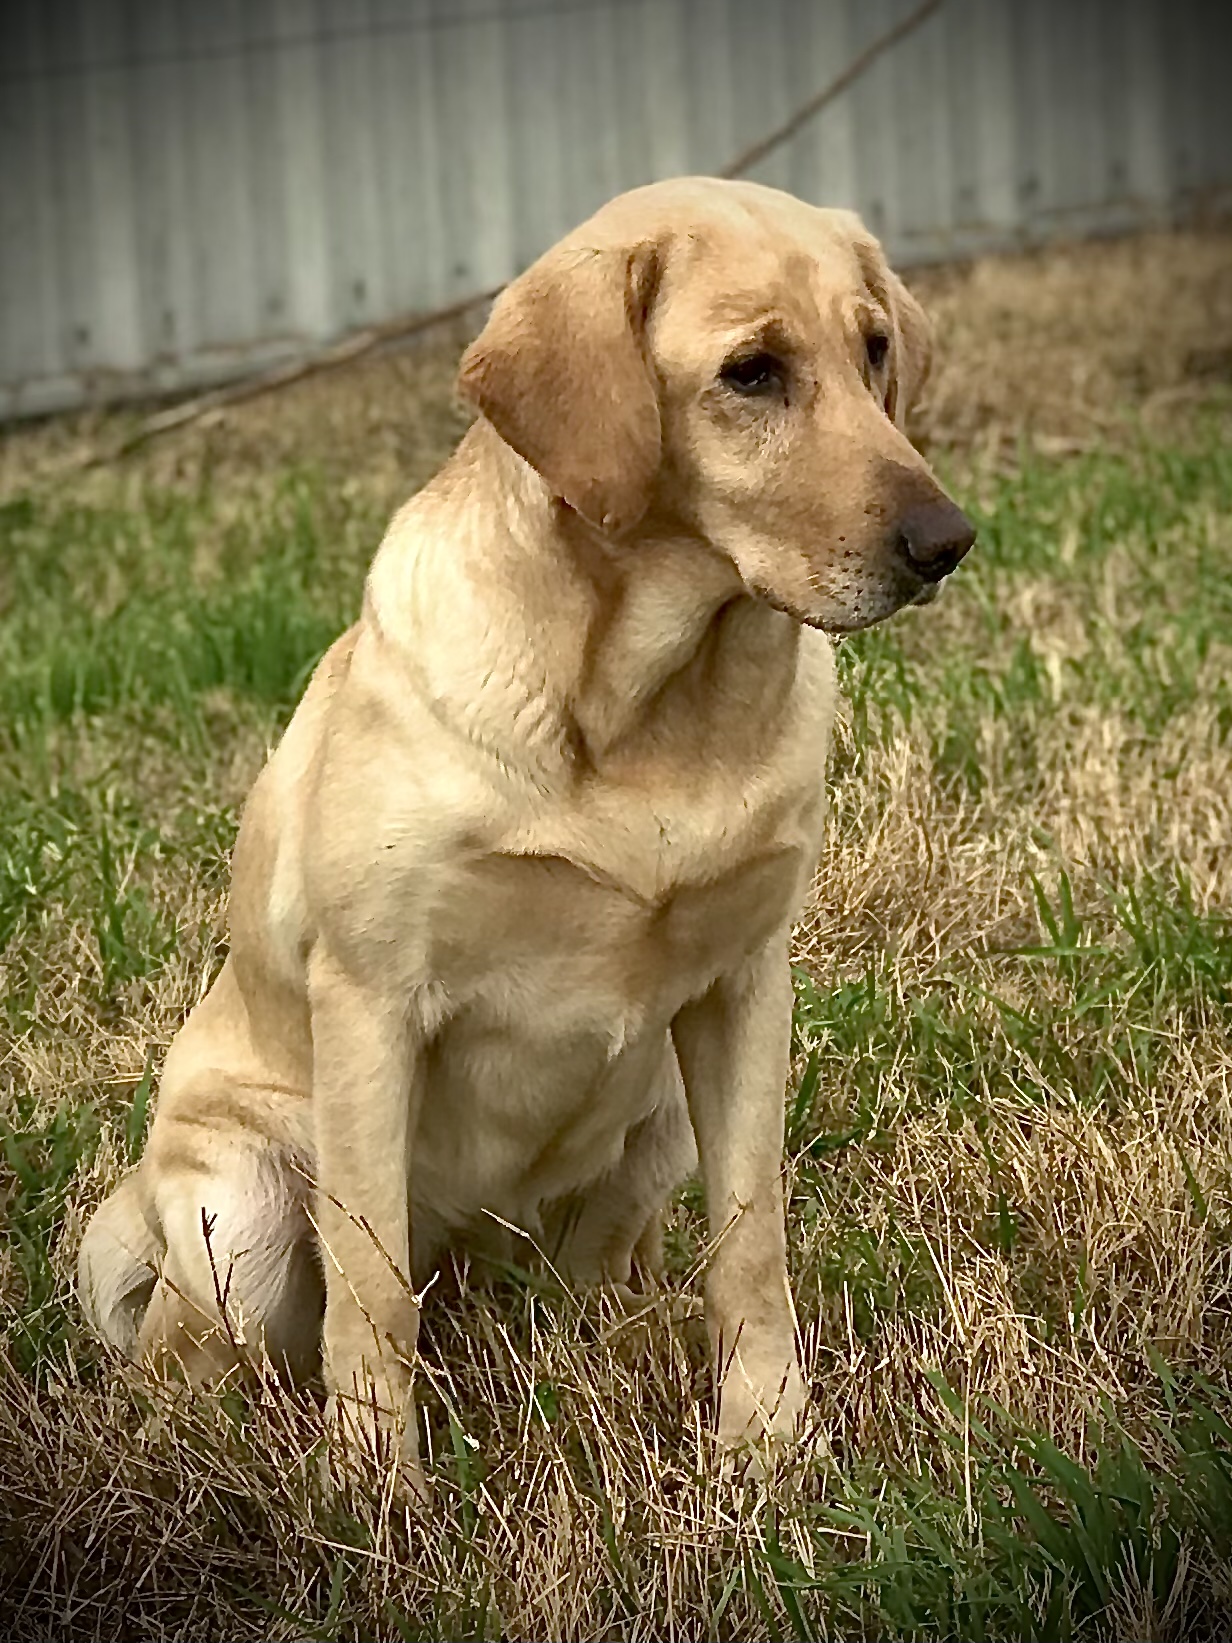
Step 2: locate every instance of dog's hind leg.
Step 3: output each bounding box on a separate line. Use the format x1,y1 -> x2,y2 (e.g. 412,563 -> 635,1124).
78,1171 -> 162,1359
551,1044 -> 697,1289
134,1129 -> 323,1387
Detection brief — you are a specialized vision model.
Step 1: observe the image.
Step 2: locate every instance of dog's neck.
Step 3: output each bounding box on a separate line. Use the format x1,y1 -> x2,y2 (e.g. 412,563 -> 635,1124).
368,421 -> 802,787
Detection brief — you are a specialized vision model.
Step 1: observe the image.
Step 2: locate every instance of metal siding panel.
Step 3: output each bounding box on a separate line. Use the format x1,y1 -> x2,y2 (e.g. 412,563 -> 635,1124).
553,0 -> 617,226
430,0 -> 515,298
318,0 -> 387,331
1096,0 -> 1131,211
681,0 -> 736,176
270,0 -> 332,339
1010,0 -> 1047,242
241,0 -> 297,347
547,3 -> 590,228
727,0 -> 791,194
0,9 -> 31,379
1090,0 -> 1160,235
940,0 -> 980,237
1194,0 -> 1232,198
1027,0 -> 1069,222
126,3 -> 201,373
794,0 -> 858,211
847,0 -> 899,247
469,0 -> 515,286
587,0 -> 629,206
1172,0 -> 1207,203
782,0 -> 822,204
965,0 -> 1019,238
504,0 -> 569,271
369,0 -> 448,313
1078,0 -> 1113,216
606,0 -> 654,193
1099,7 -> 1131,223
1123,0 -> 1171,209
891,0 -> 951,257
0,2 -> 59,388
639,0 -> 691,182
77,0 -> 143,372
5,0 -> 1232,416
1183,0 -> 1214,206
943,0 -> 1019,253
179,0 -> 261,349
1159,0 -> 1201,211
607,0 -> 657,187
1041,0 -> 1091,217
365,13 -> 411,317
39,1 -> 101,378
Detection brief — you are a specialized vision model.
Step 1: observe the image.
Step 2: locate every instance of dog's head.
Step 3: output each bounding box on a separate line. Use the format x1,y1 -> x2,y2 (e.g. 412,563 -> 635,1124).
458,178 -> 974,634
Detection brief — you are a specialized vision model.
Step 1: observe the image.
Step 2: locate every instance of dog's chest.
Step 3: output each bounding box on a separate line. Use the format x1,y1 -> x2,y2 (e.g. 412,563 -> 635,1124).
425,767 -> 821,1019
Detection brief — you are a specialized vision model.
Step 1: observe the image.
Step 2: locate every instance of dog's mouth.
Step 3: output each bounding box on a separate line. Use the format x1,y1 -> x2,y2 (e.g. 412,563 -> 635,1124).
744,582 -> 811,625
910,581 -> 943,607
746,574 -> 945,636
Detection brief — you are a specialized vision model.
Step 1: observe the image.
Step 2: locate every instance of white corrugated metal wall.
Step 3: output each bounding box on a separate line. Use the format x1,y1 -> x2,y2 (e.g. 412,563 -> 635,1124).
1,0 -> 1229,419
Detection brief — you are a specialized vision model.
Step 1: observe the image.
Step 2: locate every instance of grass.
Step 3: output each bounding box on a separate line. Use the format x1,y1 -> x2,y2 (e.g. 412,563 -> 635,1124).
2,369 -> 1232,1636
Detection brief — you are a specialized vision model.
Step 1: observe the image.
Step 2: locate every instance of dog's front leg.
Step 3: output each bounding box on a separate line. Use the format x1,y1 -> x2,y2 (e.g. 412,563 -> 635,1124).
672,937 -> 805,1453
309,950 -> 425,1491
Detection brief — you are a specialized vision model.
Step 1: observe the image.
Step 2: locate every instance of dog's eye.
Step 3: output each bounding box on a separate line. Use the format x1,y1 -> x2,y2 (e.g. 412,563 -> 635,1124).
719,351 -> 784,396
866,333 -> 890,370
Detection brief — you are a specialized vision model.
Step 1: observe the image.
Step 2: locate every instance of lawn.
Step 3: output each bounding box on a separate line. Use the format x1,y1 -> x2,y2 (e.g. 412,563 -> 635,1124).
2,231 -> 1232,1639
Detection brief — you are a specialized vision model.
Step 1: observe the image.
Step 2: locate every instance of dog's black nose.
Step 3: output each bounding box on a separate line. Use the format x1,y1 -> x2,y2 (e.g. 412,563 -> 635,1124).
895,499 -> 977,583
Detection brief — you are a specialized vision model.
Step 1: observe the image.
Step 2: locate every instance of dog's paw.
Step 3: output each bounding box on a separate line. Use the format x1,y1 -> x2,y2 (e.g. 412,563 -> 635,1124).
324,1382 -> 431,1505
716,1357 -> 807,1465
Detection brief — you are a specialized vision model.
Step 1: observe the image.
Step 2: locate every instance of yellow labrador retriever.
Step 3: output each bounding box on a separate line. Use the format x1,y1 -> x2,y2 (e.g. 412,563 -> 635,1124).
79,178 -> 974,1485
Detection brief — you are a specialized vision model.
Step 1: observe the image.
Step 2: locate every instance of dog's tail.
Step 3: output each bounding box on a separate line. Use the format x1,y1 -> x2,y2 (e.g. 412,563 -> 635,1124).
77,1172 -> 162,1357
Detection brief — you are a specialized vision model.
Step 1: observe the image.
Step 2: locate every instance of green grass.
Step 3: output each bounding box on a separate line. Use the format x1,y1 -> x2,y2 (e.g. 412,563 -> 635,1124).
837,421 -> 1232,770
0,479 -> 373,742
2,409 -> 1232,1638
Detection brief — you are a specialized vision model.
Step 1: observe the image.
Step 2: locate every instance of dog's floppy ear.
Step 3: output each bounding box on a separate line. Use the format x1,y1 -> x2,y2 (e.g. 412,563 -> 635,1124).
849,217 -> 933,433
457,241 -> 663,535
885,271 -> 933,432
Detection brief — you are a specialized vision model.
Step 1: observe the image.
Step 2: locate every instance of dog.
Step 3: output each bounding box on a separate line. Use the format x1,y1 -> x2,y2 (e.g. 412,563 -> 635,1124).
78,177 -> 974,1489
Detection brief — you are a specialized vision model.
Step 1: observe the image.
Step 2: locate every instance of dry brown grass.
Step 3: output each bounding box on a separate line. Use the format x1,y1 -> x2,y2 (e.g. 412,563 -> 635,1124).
2,227 -> 1232,1638
914,228 -> 1232,455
